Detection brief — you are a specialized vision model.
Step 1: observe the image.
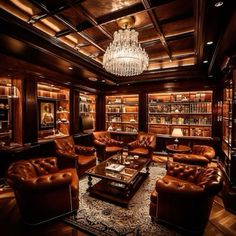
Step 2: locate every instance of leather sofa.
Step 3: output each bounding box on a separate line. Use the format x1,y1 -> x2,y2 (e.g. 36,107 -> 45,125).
150,161 -> 223,234
93,131 -> 124,162
127,132 -> 156,160
6,157 -> 79,225
172,145 -> 216,166
54,136 -> 96,176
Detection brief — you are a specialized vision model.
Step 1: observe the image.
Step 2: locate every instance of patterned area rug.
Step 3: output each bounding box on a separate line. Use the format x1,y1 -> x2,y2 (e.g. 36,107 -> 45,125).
64,163 -> 179,236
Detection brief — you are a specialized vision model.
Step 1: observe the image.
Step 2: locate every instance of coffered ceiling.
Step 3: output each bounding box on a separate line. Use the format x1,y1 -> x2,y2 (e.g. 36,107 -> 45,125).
0,0 -> 235,88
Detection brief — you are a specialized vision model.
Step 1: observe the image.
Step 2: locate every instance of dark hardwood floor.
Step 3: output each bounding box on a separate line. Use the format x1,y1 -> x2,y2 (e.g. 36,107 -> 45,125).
0,189 -> 236,236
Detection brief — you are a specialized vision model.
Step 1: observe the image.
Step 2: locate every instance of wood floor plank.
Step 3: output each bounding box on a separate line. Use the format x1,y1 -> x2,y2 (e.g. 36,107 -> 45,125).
1,189 -> 236,236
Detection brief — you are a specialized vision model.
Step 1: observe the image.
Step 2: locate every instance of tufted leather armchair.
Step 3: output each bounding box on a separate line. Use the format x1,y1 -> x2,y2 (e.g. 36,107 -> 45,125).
127,132 -> 156,160
54,136 -> 96,176
150,161 -> 223,234
6,157 -> 79,225
172,145 -> 216,166
93,131 -> 124,162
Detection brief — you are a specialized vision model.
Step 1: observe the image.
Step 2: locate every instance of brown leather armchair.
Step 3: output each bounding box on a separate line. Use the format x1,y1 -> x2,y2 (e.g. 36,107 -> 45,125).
6,157 -> 79,225
54,136 -> 96,176
93,131 -> 124,162
150,161 -> 223,234
172,144 -> 216,166
127,132 -> 156,159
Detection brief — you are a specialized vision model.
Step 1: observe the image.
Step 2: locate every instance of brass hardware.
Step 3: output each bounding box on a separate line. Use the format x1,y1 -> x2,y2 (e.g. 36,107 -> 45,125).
117,16 -> 135,29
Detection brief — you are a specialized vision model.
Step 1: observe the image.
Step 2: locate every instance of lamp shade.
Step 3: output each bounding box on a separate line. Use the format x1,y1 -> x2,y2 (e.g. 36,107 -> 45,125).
171,128 -> 183,137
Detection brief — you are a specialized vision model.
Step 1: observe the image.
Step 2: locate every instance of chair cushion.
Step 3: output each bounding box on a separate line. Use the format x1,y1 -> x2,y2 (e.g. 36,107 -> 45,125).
128,147 -> 149,156
77,155 -> 96,166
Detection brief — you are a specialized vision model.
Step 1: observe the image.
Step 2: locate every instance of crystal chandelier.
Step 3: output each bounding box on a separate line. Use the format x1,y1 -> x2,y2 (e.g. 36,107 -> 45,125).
103,16 -> 149,77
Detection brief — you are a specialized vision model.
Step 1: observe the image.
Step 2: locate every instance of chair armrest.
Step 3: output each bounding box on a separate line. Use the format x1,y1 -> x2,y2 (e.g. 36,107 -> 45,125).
21,172 -> 72,191
147,143 -> 156,151
204,151 -> 215,160
56,149 -> 78,159
94,140 -> 106,147
156,178 -> 204,197
128,140 -> 139,149
109,139 -> 124,147
197,167 -> 223,195
75,145 -> 95,155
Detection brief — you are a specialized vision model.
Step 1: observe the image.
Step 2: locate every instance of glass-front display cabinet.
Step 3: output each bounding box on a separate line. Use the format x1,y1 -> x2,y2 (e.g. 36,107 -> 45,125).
105,94 -> 139,133
148,91 -> 213,137
37,82 -> 70,140
79,92 -> 96,132
0,76 -> 22,148
221,72 -> 236,184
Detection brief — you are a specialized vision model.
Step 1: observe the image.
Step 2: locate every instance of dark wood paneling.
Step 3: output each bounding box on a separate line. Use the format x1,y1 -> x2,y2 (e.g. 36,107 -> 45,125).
96,93 -> 105,131
71,90 -> 80,135
139,92 -> 147,132
23,76 -> 38,144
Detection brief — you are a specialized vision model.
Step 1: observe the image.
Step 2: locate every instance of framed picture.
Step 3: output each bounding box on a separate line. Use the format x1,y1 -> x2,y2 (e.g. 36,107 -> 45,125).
38,100 -> 56,130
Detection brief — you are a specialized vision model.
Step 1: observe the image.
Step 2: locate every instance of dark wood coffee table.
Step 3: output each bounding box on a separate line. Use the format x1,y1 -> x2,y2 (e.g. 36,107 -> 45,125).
85,154 -> 151,207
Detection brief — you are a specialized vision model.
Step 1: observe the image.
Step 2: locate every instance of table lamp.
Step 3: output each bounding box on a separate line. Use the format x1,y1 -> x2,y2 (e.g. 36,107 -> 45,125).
171,128 -> 183,148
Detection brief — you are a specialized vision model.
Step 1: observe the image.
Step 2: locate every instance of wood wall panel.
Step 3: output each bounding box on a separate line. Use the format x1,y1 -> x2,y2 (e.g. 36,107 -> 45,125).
23,77 -> 37,144
72,90 -> 80,134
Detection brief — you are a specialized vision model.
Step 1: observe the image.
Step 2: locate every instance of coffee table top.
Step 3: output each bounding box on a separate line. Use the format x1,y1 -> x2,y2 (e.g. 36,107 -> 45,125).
166,144 -> 191,153
86,154 -> 151,185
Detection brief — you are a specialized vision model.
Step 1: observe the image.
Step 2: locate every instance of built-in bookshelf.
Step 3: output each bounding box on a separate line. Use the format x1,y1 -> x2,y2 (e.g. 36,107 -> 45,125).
37,82 -> 70,140
148,91 -> 213,137
221,72 -> 236,184
79,93 -> 96,131
0,77 -> 22,148
105,95 -> 139,133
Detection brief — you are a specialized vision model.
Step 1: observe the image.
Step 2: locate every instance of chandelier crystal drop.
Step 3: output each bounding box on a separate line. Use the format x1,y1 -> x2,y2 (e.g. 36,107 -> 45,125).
103,23 -> 149,77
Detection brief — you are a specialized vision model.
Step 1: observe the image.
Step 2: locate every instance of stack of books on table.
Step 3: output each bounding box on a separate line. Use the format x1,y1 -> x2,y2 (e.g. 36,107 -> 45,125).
105,164 -> 125,172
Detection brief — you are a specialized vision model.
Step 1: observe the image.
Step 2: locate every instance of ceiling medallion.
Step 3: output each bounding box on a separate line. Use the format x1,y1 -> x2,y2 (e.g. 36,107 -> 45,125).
103,16 -> 149,77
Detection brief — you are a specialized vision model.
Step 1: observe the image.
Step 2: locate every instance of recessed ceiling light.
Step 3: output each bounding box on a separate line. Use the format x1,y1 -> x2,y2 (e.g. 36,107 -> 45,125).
214,1 -> 224,7
206,41 -> 213,45
203,60 -> 208,64
88,77 -> 97,81
68,67 -> 73,70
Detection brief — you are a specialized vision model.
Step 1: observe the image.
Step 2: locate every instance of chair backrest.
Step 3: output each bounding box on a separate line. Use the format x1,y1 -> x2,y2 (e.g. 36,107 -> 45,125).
166,161 -> 202,183
137,132 -> 156,148
192,145 -> 215,159
54,136 -> 75,154
93,131 -> 111,141
166,161 -> 223,192
6,157 -> 59,187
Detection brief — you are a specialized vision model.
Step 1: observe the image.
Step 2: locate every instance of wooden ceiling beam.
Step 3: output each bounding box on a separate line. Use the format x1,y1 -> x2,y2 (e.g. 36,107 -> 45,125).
76,4 -> 112,39
29,0 -> 105,52
28,0 -> 84,23
54,0 -> 176,38
141,0 -> 172,60
194,0 -> 205,65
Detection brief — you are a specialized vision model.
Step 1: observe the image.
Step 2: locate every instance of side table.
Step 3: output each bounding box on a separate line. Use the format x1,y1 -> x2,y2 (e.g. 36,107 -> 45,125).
166,144 -> 191,154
